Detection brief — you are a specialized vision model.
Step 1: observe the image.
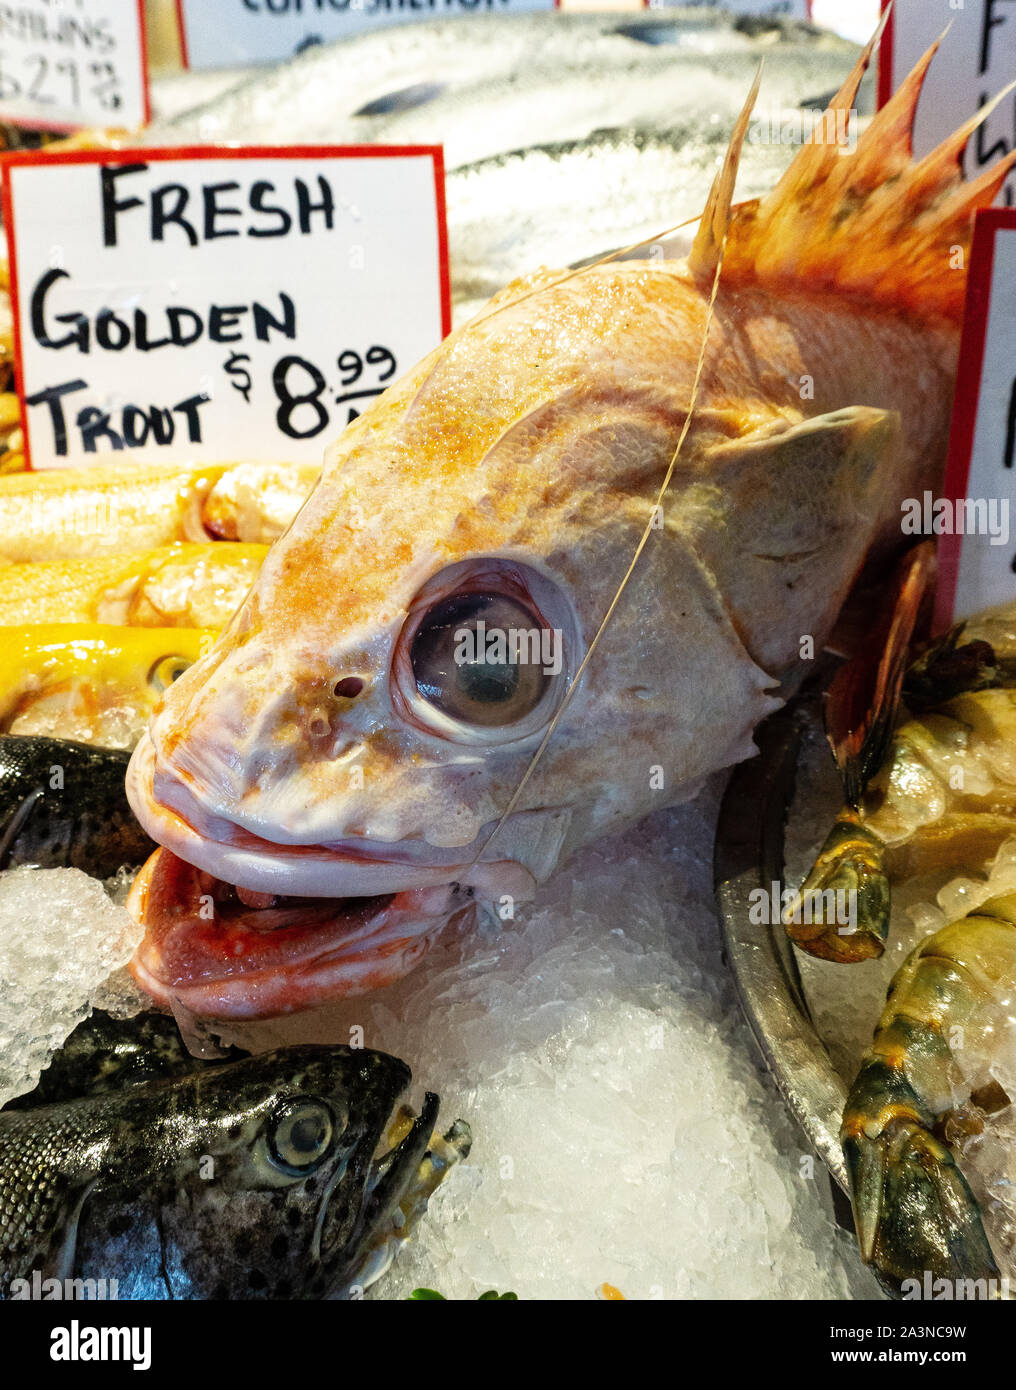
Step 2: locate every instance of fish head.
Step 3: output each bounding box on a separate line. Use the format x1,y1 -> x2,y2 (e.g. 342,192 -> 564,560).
1,625 -> 215,750
127,267 -> 893,1018
142,1043 -> 432,1298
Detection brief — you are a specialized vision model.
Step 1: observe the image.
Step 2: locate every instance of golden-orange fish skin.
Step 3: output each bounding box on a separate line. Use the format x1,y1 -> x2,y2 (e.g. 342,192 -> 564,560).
126,32 -> 1015,1018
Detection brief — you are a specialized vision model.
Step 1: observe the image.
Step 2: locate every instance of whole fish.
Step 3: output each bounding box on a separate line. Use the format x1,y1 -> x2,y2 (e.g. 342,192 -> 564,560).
0,1010 -> 470,1300
0,736 -> 153,876
126,31 -> 1015,1019
0,461 -> 318,563
0,543 -> 267,630
0,624 -> 214,749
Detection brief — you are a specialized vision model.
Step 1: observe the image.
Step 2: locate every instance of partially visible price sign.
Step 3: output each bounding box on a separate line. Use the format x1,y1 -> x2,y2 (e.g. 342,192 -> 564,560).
175,0 -> 556,69
935,210 -> 1016,626
651,0 -> 810,17
879,0 -> 1016,205
0,0 -> 149,132
1,145 -> 450,468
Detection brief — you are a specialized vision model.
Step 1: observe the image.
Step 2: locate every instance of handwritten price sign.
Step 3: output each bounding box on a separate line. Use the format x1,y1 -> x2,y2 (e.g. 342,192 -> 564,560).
175,0 -> 556,69
1,146 -> 451,469
880,0 -> 1016,206
0,0 -> 149,132
936,210 -> 1016,626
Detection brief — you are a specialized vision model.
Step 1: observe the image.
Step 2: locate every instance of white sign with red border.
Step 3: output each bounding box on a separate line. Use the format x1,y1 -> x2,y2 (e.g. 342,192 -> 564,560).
935,209 -> 1016,627
879,0 -> 1016,205
0,0 -> 149,132
653,0 -> 810,17
1,146 -> 451,469
175,0 -> 557,69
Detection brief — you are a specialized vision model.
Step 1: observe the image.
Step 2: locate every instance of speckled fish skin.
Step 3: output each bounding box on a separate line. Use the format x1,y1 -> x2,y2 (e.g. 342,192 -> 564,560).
0,1012 -> 433,1300
0,736 -> 153,876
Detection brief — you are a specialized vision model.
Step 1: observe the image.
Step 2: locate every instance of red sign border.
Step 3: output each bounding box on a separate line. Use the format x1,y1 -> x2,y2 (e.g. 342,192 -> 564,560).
0,142 -> 452,471
933,207 -> 1016,630
0,0 -> 152,133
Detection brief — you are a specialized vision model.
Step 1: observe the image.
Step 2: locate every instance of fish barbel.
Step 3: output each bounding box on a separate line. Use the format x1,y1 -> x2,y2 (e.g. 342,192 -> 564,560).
127,29 -> 1016,1019
0,624 -> 215,749
0,1009 -> 470,1300
0,543 -> 267,629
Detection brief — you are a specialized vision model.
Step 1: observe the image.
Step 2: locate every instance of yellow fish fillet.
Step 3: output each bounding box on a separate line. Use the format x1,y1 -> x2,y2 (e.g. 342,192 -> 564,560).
0,624 -> 216,749
0,543 -> 267,629
0,460 -> 319,563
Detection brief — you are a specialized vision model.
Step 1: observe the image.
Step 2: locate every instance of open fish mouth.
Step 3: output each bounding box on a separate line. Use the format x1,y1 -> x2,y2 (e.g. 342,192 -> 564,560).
127,847 -> 474,1019
337,1098 -> 471,1297
124,731 -> 564,1019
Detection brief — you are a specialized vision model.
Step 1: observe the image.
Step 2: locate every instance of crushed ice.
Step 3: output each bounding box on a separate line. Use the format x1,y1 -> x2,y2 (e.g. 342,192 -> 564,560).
0,867 -> 144,1107
219,785 -> 878,1299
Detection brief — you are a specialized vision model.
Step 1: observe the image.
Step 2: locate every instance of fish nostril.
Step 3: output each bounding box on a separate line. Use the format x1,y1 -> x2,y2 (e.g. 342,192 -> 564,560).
333,677 -> 364,700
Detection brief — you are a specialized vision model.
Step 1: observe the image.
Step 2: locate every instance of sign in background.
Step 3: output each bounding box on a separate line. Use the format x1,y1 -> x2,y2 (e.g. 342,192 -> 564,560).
935,210 -> 1016,626
175,0 -> 557,68
879,0 -> 1016,206
0,0 -> 150,131
2,146 -> 450,469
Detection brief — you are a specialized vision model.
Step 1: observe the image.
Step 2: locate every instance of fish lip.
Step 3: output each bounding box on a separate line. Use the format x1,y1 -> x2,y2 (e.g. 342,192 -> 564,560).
315,1091 -> 441,1288
126,731 -> 542,903
361,1092 -> 441,1242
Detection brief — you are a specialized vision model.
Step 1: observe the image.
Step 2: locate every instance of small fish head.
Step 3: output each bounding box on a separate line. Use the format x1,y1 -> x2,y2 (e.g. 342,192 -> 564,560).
147,1044 -> 416,1298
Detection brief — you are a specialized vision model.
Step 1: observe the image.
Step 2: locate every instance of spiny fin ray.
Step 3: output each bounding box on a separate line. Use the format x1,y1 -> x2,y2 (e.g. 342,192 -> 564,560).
722,22 -> 1013,323
689,62 -> 763,282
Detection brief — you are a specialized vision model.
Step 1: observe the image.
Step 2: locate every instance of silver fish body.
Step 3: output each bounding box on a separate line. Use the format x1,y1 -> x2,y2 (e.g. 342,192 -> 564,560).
156,11 -> 865,323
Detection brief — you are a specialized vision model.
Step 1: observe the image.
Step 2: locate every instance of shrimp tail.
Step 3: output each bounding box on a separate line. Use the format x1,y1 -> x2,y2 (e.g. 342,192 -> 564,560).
843,1057 -> 999,1293
840,902 -> 1016,1294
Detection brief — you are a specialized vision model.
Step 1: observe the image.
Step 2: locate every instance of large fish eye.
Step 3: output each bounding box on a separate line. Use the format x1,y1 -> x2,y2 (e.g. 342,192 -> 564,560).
268,1097 -> 335,1174
410,592 -> 555,728
148,655 -> 194,692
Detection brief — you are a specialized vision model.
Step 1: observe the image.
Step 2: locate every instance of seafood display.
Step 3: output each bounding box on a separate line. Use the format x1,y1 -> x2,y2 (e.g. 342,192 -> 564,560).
126,29 -> 1014,1025
0,461 -> 317,559
0,544 -> 268,629
0,624 -> 214,748
0,1010 -> 469,1299
2,1 -> 1016,1309
788,607 -> 1016,1295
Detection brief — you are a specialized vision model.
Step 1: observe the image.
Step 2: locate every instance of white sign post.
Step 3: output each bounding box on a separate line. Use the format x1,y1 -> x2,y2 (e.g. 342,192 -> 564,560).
2,146 -> 450,469
175,0 -> 557,69
935,210 -> 1016,626
879,0 -> 1016,206
0,0 -> 149,131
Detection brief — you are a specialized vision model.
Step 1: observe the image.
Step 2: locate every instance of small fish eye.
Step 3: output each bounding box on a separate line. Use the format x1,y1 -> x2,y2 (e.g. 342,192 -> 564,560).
268,1097 -> 335,1174
148,655 -> 194,692
409,592 -> 554,729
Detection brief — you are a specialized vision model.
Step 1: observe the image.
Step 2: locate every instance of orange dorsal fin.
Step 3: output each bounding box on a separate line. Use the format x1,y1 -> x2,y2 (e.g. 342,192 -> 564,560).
689,63 -> 763,282
720,19 -> 1016,323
